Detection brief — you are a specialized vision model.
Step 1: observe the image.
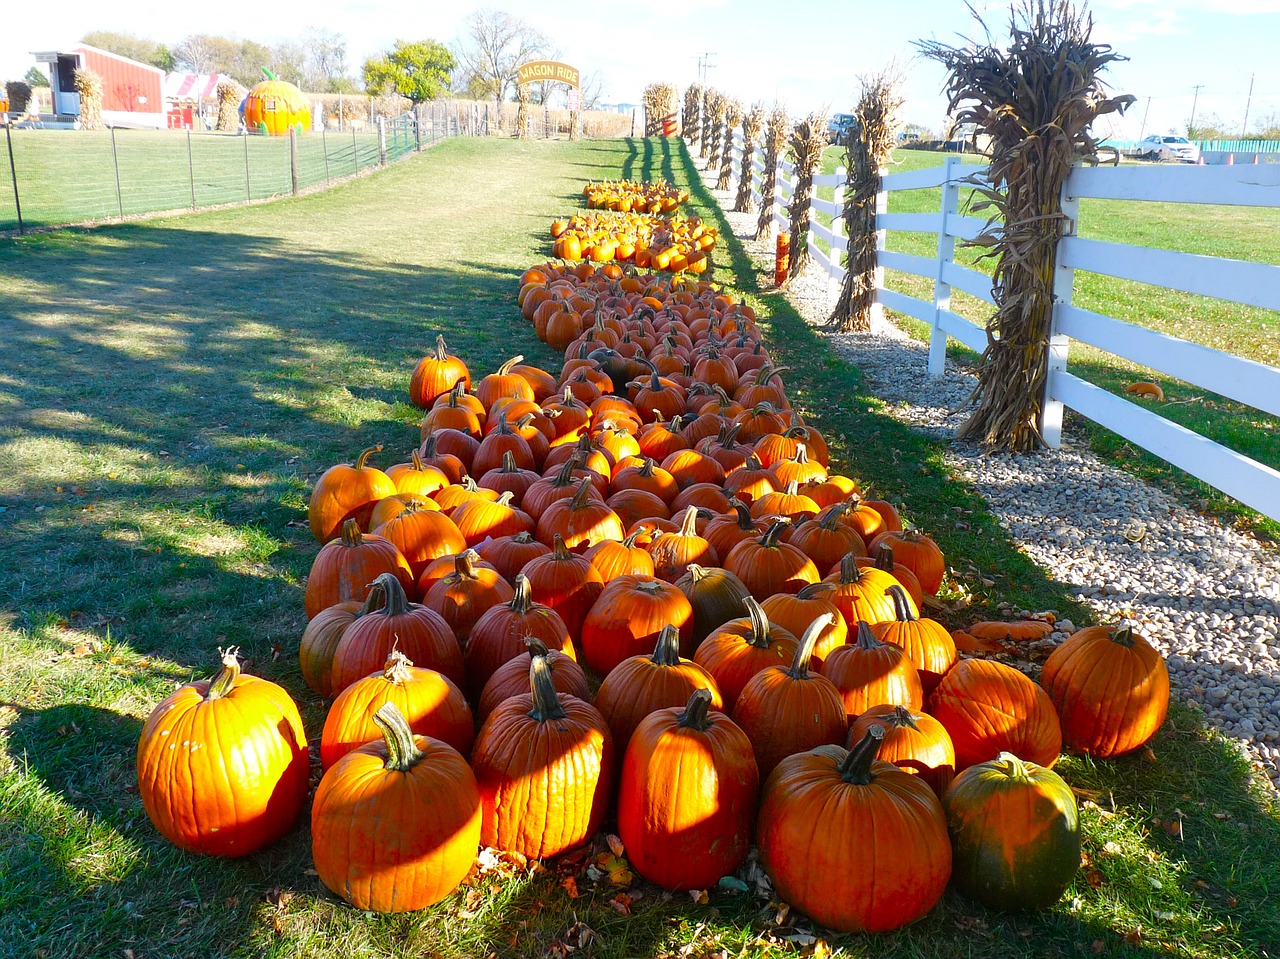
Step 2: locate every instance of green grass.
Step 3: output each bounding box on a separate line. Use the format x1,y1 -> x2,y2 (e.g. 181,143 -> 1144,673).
1,136 -> 1278,958
812,146 -> 1280,541
0,127 -> 396,231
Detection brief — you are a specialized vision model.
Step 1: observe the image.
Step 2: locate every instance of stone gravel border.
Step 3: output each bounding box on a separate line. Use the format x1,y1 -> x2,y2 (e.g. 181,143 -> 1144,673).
695,160 -> 1280,790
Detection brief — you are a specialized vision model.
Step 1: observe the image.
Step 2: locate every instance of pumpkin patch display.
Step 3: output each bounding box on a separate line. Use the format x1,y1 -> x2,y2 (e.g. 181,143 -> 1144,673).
311,702 -> 481,912
944,752 -> 1080,910
137,648 -> 309,857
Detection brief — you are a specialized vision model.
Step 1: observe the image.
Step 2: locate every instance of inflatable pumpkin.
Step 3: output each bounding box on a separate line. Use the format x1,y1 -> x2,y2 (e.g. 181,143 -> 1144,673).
243,70 -> 311,136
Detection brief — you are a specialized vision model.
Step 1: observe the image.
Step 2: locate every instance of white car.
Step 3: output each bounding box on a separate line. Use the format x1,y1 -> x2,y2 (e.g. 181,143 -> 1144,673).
1137,135 -> 1200,163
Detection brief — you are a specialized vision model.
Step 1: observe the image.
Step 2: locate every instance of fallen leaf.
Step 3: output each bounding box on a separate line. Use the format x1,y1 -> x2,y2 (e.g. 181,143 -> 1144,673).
1091,940 -> 1105,954
606,834 -> 625,858
1141,745 -> 1158,764
609,892 -> 632,915
560,876 -> 579,899
782,932 -> 816,946
689,888 -> 709,906
1085,869 -> 1105,888
1125,927 -> 1143,944
595,852 -> 633,886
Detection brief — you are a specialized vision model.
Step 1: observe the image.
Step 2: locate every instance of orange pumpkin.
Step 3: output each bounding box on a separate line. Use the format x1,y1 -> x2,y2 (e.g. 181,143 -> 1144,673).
309,446 -> 399,543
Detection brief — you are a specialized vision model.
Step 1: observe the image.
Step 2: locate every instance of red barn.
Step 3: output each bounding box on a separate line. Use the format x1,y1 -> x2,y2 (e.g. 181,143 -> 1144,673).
33,44 -> 165,128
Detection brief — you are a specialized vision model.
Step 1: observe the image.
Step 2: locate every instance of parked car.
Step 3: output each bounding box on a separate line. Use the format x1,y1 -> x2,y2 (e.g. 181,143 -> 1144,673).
827,112 -> 856,144
1136,135 -> 1200,163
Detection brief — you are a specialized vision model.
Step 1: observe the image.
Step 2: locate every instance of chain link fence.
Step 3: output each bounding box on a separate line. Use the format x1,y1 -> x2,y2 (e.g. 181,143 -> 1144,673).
1,100 -> 636,234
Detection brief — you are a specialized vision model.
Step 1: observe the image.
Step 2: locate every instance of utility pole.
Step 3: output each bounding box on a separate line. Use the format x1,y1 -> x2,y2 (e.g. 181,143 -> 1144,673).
695,53 -> 716,87
1242,73 -> 1255,136
1189,84 -> 1205,135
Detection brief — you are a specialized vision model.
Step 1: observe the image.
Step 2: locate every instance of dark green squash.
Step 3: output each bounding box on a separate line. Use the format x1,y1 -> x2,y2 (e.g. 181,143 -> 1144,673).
943,751 -> 1080,910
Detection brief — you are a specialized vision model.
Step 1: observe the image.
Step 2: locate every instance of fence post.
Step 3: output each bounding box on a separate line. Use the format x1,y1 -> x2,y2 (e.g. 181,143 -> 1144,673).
378,117 -> 387,166
5,124 -> 23,234
289,127 -> 299,195
870,173 -> 888,326
109,126 -> 124,220
829,166 -> 846,301
352,126 -> 358,174
187,129 -> 196,210
1040,168 -> 1081,449
244,132 -> 251,200
415,105 -> 423,151
929,155 -> 961,376
322,128 -> 330,183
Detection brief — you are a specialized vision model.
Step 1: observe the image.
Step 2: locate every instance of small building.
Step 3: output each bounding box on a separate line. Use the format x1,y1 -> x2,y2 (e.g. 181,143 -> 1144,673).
164,73 -> 244,130
31,44 -> 166,128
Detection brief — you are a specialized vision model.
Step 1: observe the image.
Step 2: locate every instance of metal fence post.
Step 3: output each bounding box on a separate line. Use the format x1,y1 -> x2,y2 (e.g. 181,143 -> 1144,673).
244,132 -> 251,200
415,105 -> 423,151
929,155 -> 961,376
378,117 -> 387,166
5,124 -> 23,234
289,127 -> 299,195
187,129 -> 196,210
1041,168 -> 1081,449
109,126 -> 124,220
352,126 -> 358,174
322,128 -> 330,183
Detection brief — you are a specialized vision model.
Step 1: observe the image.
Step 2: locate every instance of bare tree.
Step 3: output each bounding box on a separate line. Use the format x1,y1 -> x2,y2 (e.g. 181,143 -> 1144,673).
306,29 -> 349,92
453,8 -> 550,107
174,34 -> 236,74
579,70 -> 605,111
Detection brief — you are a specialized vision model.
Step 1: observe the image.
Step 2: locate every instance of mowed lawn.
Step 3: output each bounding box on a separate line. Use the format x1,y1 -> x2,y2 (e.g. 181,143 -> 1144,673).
1,136 -> 1279,959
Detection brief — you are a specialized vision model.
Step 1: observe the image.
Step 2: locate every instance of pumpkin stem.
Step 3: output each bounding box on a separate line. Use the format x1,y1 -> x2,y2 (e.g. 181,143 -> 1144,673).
527,652 -> 568,722
792,443 -> 810,465
454,549 -> 481,581
837,724 -> 886,786
569,477 -> 594,509
621,527 -> 645,549
639,457 -> 657,477
498,355 -> 525,376
510,573 -> 534,614
382,647 -> 416,685
838,551 -> 866,585
759,517 -> 791,548
339,518 -> 364,547
783,479 -> 800,496
796,581 -> 836,601
204,646 -> 241,701
501,450 -> 518,473
551,533 -> 574,561
552,457 -> 578,488
886,585 -> 918,623
873,543 -> 897,574
411,450 -> 426,472
433,334 -> 450,362
783,425 -> 808,439
854,620 -> 884,650
459,475 -> 481,493
373,701 -> 424,772
1111,624 -> 1136,648
368,571 -> 411,617
495,490 -> 515,508
678,505 -> 700,536
524,636 -> 551,657
818,502 -> 850,531
729,498 -> 755,531
994,751 -> 1031,779
889,705 -> 921,732
650,623 -> 683,666
420,433 -> 441,458
675,688 -> 715,731
743,596 -> 774,649
789,613 -> 834,679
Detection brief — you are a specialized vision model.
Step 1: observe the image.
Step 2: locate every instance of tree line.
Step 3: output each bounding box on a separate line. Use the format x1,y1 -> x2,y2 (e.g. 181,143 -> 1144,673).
74,9 -> 604,109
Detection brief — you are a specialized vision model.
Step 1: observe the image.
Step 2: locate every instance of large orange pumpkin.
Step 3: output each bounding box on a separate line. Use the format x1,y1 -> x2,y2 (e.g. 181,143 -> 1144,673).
757,726 -> 952,933
580,574 -> 694,674
409,335 -> 471,409
469,652 -> 614,858
137,648 -> 309,857
304,519 -> 414,619
309,446 -> 398,543
1040,623 -> 1170,757
243,75 -> 311,136
618,689 -> 759,890
929,659 -> 1062,770
311,702 -> 481,912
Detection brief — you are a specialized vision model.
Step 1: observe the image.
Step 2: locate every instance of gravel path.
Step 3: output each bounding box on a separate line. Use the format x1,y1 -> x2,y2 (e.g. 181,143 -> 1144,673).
696,160 -> 1280,790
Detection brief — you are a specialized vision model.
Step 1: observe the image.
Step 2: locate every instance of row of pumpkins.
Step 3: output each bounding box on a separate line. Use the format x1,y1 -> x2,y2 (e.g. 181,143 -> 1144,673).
134,206 -> 1172,936
550,210 -> 717,271
583,178 -> 690,214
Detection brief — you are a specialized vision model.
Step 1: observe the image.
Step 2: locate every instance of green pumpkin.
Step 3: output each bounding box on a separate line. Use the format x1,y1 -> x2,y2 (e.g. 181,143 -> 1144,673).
943,751 -> 1080,910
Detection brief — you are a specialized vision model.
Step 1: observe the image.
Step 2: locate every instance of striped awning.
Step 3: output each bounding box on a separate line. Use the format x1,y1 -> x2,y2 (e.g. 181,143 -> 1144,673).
164,73 -> 243,102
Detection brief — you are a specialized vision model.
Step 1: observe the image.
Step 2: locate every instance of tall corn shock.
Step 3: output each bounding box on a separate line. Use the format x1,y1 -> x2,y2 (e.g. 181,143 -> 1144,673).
700,88 -> 714,158
516,83 -> 530,140
74,69 -> 104,131
755,106 -> 790,241
919,0 -> 1132,450
828,71 -> 904,332
717,100 -> 743,191
782,112 -> 828,286
735,105 -> 765,213
684,84 -> 703,143
216,82 -> 240,132
707,93 -> 728,172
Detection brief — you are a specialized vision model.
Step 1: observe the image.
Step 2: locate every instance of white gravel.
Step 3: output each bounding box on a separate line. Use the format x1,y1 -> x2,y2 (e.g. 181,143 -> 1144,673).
696,159 -> 1280,791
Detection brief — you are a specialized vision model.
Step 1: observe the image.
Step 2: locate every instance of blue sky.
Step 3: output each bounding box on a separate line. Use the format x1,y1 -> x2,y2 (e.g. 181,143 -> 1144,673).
5,0 -> 1279,138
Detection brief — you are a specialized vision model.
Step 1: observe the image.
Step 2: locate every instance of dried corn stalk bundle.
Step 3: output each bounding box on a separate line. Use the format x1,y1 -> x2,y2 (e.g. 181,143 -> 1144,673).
755,106 -> 789,241
216,81 -> 240,132
918,0 -> 1133,450
706,92 -> 727,169
516,82 -> 530,140
700,88 -> 714,157
716,99 -> 742,191
782,111 -> 828,285
643,83 -> 678,136
734,104 -> 765,213
828,70 -> 904,331
683,83 -> 703,144
74,69 -> 104,131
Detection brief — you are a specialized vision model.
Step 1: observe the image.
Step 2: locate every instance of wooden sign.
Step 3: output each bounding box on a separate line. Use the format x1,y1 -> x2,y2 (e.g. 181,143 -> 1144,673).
517,61 -> 580,89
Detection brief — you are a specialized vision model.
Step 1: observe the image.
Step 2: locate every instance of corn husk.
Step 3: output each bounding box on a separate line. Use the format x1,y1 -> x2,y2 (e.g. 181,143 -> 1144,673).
74,69 -> 104,131
215,81 -> 240,132
782,111 -> 828,285
828,70 -> 904,331
734,105 -> 765,213
918,0 -> 1134,450
755,106 -> 790,241
643,83 -> 678,136
716,99 -> 742,191
683,83 -> 703,144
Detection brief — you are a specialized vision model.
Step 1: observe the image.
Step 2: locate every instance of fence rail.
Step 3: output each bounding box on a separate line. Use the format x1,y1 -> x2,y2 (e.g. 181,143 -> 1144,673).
726,131 -> 1280,522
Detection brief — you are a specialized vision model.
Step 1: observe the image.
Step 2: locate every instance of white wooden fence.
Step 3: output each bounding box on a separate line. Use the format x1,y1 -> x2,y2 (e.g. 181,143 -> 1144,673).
725,132 -> 1280,522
